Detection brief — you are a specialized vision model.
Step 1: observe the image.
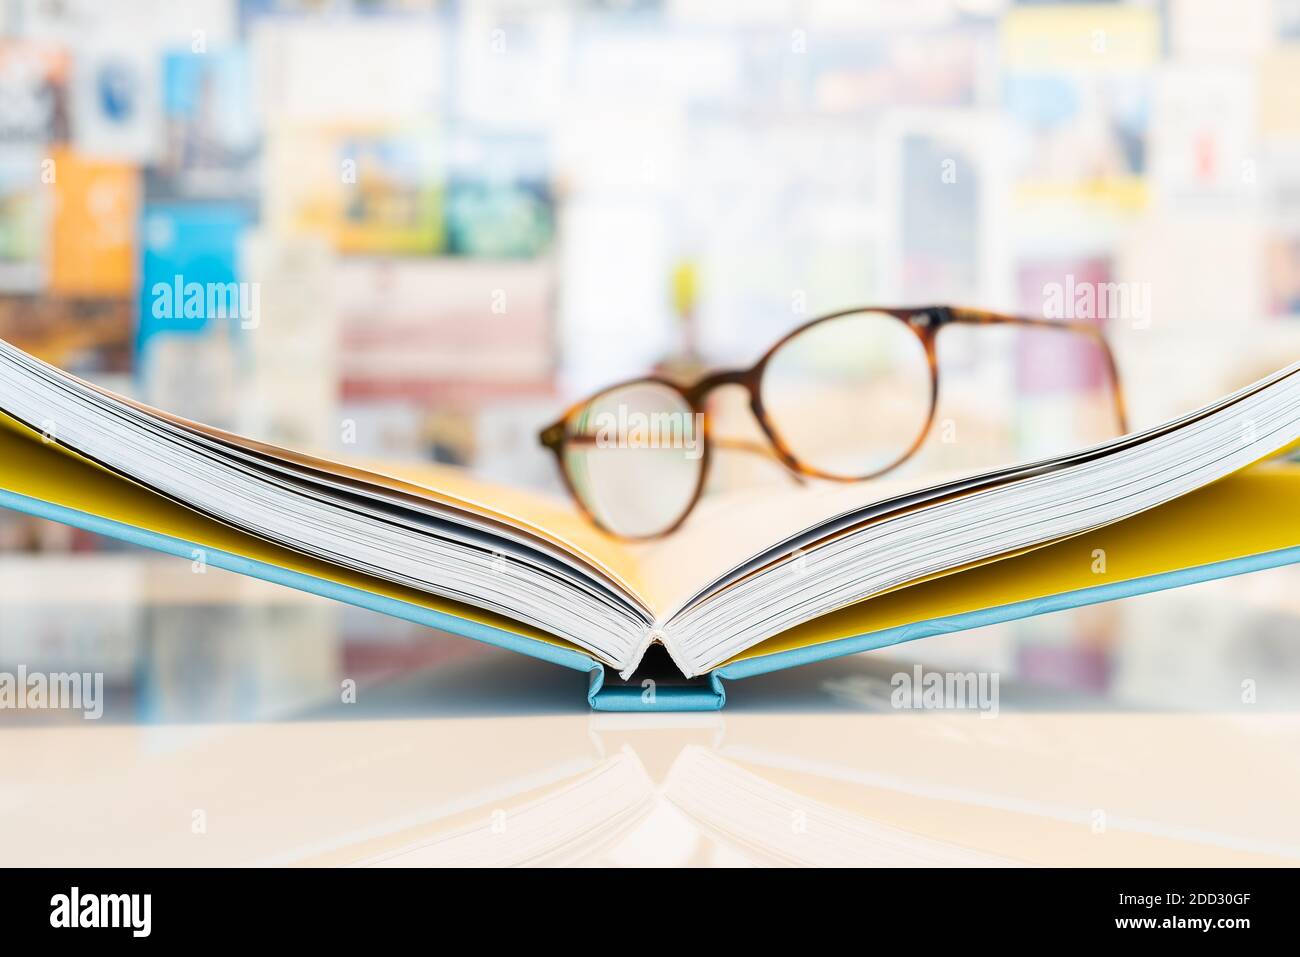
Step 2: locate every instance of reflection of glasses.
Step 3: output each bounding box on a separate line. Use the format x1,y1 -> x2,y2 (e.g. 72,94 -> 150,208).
540,305 -> 1129,539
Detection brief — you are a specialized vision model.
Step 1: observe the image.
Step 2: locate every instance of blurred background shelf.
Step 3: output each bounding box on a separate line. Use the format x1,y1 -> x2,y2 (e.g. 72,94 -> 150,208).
0,554 -> 333,604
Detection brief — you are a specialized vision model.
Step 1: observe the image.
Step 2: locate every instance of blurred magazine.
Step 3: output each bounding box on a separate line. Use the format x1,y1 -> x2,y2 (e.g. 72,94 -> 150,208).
1,337 -> 1299,709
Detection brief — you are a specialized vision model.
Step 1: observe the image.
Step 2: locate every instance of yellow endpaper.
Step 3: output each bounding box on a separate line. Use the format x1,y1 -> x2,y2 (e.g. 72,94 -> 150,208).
729,461 -> 1300,665
0,413 -> 578,655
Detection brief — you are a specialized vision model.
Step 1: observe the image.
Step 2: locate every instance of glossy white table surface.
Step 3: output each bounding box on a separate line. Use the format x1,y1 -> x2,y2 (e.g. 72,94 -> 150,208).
2,554 -> 1298,867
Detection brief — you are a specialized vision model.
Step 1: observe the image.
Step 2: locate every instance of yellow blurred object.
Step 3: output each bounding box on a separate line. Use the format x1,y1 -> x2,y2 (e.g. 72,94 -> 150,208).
266,125 -> 444,255
670,258 -> 698,319
1002,4 -> 1159,70
48,147 -> 138,297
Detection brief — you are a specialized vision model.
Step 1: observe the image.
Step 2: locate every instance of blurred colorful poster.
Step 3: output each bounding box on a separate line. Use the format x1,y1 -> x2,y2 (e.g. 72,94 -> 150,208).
136,200 -> 253,428
805,30 -> 979,112
1149,66 -> 1254,205
444,178 -> 551,258
1266,236 -> 1300,318
686,115 -> 878,355
445,129 -> 553,258
1012,258 -> 1121,456
18,0 -> 237,50
49,147 -> 138,296
1003,70 -> 1149,206
268,125 -> 443,254
1002,5 -> 1158,71
0,42 -> 70,145
337,130 -> 442,253
1168,0 -> 1273,60
250,17 -> 442,125
454,4 -> 570,126
335,258 -> 555,402
136,200 -> 252,352
157,48 -> 258,198
1014,258 -> 1111,393
899,130 -> 980,304
70,34 -> 163,161
0,148 -> 47,291
1002,5 -> 1153,209
1259,51 -> 1300,137
242,0 -> 440,20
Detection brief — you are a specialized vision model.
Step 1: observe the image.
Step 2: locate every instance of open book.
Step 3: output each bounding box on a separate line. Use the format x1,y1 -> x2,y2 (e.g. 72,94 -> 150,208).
2,337 -> 1299,710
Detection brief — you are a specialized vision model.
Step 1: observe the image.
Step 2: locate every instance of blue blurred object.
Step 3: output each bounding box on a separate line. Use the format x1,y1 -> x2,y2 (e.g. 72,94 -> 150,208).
95,60 -> 138,123
135,201 -> 254,357
445,179 -> 553,258
444,129 -> 553,258
162,49 -> 257,151
154,50 -> 258,200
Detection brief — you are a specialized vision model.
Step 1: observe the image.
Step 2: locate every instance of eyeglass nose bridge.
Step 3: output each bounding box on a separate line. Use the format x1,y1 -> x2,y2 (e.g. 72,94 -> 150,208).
682,368 -> 754,407
681,364 -> 812,480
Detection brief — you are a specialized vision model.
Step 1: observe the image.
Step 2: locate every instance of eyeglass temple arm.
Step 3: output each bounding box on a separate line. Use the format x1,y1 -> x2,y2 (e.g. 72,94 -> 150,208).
548,432 -> 807,484
942,306 -> 1130,435
539,422 -> 565,449
711,436 -> 808,484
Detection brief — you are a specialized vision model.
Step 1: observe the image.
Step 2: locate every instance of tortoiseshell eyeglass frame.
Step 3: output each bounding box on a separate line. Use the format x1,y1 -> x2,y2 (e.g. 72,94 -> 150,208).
539,305 -> 1130,540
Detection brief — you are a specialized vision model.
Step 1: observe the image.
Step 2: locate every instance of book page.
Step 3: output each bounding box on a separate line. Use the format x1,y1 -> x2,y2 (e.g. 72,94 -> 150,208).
631,474 -> 958,620
71,376 -> 655,605
725,461 -> 1300,666
629,370 -> 1300,620
104,384 -> 954,618
0,413 -> 580,655
14,343 -> 1298,629
345,455 -> 653,601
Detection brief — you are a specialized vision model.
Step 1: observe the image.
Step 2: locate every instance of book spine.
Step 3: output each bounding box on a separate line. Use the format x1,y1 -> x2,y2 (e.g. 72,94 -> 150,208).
619,626 -> 696,681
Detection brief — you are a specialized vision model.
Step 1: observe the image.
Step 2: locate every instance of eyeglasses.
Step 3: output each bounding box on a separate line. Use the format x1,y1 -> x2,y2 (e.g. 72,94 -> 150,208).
539,305 -> 1129,539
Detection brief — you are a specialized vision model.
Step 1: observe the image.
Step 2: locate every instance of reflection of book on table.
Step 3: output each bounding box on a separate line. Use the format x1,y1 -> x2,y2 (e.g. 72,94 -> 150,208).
660,745 -> 1016,867
293,715 -> 1297,867
12,702 -> 1295,866
348,744 -> 1015,868
354,748 -> 657,868
1,337 -> 1299,710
